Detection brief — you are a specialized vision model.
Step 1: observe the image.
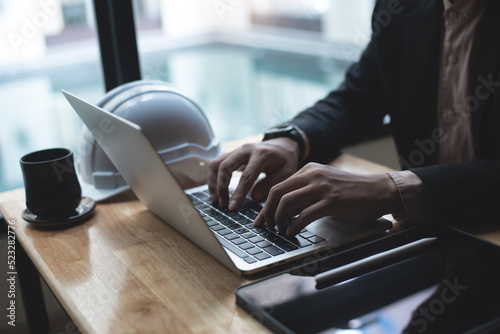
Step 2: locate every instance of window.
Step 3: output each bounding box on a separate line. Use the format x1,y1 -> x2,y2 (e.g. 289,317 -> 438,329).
0,0 -> 377,193
135,0 -> 375,141
0,0 -> 104,192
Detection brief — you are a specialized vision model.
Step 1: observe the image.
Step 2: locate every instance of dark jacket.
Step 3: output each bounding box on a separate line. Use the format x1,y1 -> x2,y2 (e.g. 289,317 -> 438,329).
290,0 -> 500,224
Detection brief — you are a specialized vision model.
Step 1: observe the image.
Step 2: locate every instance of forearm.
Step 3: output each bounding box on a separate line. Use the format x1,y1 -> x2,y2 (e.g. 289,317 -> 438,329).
412,160 -> 500,225
289,97 -> 354,164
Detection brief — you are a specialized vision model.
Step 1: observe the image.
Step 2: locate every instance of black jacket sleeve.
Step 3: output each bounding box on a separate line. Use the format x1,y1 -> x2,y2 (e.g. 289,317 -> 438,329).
291,44 -> 387,163
290,37 -> 387,164
412,160 -> 500,225
288,0 -> 500,225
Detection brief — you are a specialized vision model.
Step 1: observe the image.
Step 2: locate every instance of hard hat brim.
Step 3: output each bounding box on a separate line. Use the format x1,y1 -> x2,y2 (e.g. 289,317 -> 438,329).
78,175 -> 130,202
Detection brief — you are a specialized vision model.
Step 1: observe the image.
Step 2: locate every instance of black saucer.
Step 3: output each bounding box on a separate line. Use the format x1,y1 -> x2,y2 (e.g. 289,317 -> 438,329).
22,197 -> 96,226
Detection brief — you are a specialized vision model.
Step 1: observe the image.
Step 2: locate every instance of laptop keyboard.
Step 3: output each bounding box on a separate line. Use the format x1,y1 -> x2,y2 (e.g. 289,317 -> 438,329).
187,190 -> 325,264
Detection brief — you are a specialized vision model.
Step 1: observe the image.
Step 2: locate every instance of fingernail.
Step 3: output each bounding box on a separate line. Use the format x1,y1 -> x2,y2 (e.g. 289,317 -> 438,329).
229,200 -> 237,211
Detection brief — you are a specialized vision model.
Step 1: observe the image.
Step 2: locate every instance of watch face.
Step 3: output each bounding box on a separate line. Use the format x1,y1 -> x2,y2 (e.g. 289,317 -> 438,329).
269,125 -> 294,134
264,125 -> 299,140
263,124 -> 305,161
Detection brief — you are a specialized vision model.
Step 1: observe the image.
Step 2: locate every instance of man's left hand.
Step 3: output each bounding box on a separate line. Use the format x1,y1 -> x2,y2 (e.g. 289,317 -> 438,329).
254,162 -> 403,236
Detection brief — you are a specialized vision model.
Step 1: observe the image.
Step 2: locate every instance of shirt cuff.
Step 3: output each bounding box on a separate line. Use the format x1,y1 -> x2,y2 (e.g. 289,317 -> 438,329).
387,170 -> 431,223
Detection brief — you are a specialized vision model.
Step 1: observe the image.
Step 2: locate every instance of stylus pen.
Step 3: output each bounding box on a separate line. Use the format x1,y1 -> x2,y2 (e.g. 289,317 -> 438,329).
315,237 -> 437,286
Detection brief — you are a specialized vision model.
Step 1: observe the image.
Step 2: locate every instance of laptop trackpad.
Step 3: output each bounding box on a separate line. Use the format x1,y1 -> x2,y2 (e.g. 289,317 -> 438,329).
306,217 -> 392,246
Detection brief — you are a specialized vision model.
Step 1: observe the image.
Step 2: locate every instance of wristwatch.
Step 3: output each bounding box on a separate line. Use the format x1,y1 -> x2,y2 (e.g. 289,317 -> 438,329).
262,124 -> 305,162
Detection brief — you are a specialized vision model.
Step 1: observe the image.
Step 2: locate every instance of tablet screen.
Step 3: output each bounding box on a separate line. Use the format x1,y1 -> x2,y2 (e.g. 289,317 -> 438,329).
237,227 -> 500,334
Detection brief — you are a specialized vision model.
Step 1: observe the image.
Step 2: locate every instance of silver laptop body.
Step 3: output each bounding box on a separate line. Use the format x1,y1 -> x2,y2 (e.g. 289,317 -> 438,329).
63,90 -> 392,275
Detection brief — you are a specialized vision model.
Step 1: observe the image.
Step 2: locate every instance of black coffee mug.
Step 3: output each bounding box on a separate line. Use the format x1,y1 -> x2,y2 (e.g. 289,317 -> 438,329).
20,148 -> 82,218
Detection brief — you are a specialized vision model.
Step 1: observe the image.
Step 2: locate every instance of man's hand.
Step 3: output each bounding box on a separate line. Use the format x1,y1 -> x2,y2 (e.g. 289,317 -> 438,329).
208,138 -> 300,210
254,163 -> 403,236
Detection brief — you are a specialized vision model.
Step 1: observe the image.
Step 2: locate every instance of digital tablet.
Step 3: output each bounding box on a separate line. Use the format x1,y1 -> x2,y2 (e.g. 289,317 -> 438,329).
236,224 -> 500,334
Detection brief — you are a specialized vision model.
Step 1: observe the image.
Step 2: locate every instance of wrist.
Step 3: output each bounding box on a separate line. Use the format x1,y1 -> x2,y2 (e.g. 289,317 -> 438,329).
262,124 -> 309,163
264,137 -> 300,163
294,126 -> 310,163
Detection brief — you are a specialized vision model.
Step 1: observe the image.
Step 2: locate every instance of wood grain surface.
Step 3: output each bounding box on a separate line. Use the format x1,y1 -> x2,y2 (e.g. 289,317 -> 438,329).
1,143 -> 498,333
1,189 -> 267,333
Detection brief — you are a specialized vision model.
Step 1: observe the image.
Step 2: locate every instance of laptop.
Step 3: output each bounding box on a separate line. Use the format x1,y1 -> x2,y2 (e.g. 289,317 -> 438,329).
62,90 -> 392,275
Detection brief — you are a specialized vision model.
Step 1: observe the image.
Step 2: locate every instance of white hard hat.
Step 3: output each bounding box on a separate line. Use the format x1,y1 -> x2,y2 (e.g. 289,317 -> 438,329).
77,80 -> 223,201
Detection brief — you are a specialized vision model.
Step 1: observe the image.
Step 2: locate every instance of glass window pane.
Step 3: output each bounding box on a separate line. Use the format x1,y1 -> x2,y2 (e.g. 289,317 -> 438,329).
0,0 -> 378,193
134,0 -> 375,143
0,0 -> 104,192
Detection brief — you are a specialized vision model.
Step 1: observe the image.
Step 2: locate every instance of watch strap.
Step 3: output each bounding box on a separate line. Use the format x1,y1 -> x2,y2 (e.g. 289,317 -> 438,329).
262,124 -> 305,163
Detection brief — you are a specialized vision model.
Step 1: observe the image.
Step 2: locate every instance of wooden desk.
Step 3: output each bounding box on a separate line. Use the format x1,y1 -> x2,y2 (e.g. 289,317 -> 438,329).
1,150 -> 499,333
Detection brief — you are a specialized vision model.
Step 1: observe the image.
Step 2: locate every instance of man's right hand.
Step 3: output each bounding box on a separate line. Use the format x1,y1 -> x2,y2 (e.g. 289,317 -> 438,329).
208,138 -> 300,211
